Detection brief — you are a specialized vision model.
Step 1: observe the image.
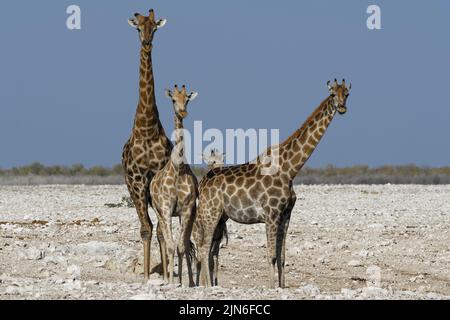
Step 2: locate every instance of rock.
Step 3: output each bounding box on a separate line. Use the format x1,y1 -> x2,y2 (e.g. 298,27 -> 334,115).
20,247 -> 44,260
6,286 -> 21,295
45,254 -> 67,266
147,278 -> 165,286
130,292 -> 159,300
361,287 -> 389,299
63,279 -> 83,291
317,256 -> 329,264
337,241 -> 349,250
301,241 -> 315,250
76,241 -> 121,256
378,240 -> 392,247
67,265 -> 81,280
102,249 -> 139,274
348,260 -> 363,267
296,284 -> 320,297
340,288 -> 357,299
355,249 -> 370,258
92,256 -> 109,268
368,223 -> 385,231
105,226 -> 119,234
409,274 -> 425,283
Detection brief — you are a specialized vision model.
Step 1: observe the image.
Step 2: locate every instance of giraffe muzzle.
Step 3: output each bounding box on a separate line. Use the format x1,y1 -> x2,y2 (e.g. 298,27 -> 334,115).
178,111 -> 188,118
336,105 -> 347,115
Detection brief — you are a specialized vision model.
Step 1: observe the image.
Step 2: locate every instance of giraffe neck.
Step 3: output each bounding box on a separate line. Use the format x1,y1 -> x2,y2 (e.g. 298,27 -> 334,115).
132,47 -> 162,139
172,115 -> 185,169
277,96 -> 336,181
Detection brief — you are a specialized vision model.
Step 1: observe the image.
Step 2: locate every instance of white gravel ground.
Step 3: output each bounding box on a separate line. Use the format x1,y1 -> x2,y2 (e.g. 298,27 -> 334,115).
0,184 -> 449,300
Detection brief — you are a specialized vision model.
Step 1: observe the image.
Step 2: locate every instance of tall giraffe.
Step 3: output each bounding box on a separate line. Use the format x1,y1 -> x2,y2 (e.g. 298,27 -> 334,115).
150,85 -> 198,286
195,79 -> 351,288
122,9 -> 171,280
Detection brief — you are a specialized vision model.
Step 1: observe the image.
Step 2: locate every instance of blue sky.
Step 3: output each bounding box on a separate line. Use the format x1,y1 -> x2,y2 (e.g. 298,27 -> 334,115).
1,1 -> 449,168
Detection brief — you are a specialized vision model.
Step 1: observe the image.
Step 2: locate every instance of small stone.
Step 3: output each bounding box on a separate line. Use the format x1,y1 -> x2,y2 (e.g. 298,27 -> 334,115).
147,278 -> 165,286
356,249 -> 370,258
348,260 -> 363,267
6,286 -> 21,295
301,241 -> 315,250
130,293 -> 158,300
67,265 -> 81,280
337,241 -> 349,250
63,279 -> 83,291
296,284 -> 320,297
21,247 -> 44,260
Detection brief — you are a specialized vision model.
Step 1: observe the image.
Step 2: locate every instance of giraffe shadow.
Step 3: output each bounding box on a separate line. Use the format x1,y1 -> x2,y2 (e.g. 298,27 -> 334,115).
150,263 -> 164,275
150,263 -> 179,278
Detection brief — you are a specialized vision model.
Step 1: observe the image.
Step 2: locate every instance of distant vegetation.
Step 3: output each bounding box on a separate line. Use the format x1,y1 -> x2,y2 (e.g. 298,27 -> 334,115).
0,162 -> 450,185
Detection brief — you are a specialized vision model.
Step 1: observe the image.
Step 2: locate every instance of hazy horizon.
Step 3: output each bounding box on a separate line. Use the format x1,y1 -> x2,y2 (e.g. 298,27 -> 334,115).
1,1 -> 449,169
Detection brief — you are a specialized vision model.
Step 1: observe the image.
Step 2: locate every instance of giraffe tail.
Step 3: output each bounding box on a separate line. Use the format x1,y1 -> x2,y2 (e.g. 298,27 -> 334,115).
212,218 -> 229,248
222,221 -> 229,246
188,239 -> 196,264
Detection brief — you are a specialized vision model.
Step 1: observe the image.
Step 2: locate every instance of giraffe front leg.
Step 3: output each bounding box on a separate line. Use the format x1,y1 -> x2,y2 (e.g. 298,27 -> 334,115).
279,196 -> 296,288
198,222 -> 217,287
125,176 -> 153,281
157,222 -> 168,281
265,222 -> 278,289
277,212 -> 292,288
176,207 -> 192,287
211,219 -> 225,286
191,220 -> 202,287
158,216 -> 175,284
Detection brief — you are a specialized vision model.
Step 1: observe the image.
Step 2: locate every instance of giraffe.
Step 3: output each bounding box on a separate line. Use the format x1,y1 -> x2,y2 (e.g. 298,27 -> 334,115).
150,85 -> 199,286
122,9 -> 172,280
195,79 -> 351,288
202,149 -> 225,169
193,149 -> 228,286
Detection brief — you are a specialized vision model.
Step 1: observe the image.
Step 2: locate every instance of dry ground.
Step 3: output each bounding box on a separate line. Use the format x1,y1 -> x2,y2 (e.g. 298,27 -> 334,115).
0,185 -> 449,300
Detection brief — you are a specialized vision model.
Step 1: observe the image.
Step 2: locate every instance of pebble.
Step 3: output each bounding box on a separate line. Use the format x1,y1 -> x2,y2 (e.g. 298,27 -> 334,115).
20,247 -> 45,260
348,260 -> 363,267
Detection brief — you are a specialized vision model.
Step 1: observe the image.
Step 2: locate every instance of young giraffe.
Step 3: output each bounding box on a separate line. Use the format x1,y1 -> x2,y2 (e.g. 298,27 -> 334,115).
150,85 -> 199,286
122,9 -> 172,280
202,149 -> 225,169
193,149 -> 228,286
196,79 -> 351,288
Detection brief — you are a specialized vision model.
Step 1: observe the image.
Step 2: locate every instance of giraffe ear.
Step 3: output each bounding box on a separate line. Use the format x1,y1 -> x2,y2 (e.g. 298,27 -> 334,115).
128,18 -> 138,28
327,80 -> 333,91
188,92 -> 198,101
165,89 -> 173,99
156,19 -> 167,29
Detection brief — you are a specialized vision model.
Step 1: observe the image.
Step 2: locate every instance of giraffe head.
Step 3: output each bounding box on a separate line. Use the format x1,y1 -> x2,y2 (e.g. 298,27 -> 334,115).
202,149 -> 225,169
327,79 -> 351,115
165,85 -> 198,119
128,9 -> 167,49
